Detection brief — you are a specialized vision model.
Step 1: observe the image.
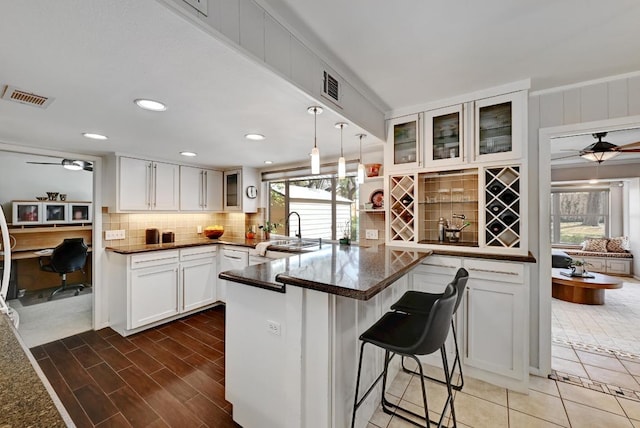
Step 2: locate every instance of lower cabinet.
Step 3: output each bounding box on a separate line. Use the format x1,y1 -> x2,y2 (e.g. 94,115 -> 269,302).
580,256 -> 632,276
108,246 -> 219,336
410,255 -> 529,391
130,262 -> 180,329
181,246 -> 218,311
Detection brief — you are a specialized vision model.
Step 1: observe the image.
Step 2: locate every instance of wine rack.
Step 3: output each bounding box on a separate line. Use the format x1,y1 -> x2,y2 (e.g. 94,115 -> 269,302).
485,166 -> 520,248
389,175 -> 415,241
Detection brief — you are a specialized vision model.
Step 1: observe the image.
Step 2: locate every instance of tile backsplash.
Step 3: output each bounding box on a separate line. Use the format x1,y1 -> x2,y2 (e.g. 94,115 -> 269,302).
102,209 -> 263,246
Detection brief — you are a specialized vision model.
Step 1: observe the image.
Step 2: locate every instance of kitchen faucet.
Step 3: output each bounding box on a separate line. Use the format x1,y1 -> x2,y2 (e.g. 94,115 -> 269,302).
286,211 -> 302,240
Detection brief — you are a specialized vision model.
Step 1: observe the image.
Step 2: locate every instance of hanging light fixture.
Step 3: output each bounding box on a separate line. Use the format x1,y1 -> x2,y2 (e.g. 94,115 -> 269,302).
356,133 -> 366,184
335,122 -> 348,179
308,106 -> 323,174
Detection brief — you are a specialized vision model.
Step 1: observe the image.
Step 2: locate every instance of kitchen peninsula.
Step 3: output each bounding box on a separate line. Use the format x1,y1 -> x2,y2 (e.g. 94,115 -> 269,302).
219,244 -> 431,428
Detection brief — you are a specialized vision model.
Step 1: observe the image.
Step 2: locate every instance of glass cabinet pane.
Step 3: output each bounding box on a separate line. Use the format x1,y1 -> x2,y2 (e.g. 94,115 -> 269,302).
432,112 -> 461,160
393,121 -> 417,165
478,101 -> 512,155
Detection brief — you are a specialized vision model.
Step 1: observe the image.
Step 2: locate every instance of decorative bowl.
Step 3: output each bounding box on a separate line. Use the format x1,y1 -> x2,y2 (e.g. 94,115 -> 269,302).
365,163 -> 382,177
36,196 -> 48,201
46,192 -> 59,201
204,226 -> 224,239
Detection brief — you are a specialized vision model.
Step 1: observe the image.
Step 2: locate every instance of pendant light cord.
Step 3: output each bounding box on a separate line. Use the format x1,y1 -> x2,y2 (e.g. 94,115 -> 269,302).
340,124 -> 344,156
314,108 -> 318,149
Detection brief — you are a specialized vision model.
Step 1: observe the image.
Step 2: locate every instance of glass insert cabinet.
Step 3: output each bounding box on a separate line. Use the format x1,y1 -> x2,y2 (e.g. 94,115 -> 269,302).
424,104 -> 464,166
387,113 -> 420,170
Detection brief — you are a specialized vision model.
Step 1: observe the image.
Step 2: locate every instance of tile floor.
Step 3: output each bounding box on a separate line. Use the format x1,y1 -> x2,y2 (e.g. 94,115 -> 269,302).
551,277 -> 640,402
368,367 -> 640,427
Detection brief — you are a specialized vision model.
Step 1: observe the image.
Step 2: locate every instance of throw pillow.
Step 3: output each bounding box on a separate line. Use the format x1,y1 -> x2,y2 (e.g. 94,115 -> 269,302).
582,238 -> 608,252
607,236 -> 630,253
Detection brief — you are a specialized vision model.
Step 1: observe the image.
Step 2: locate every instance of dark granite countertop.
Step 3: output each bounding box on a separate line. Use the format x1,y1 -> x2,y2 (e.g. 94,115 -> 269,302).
0,314 -> 69,427
106,237 -> 536,263
219,244 -> 432,300
105,236 -> 265,254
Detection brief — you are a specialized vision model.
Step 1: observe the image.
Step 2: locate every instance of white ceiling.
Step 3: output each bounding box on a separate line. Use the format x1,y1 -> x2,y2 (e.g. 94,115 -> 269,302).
2,1 -> 640,169
261,0 -> 640,111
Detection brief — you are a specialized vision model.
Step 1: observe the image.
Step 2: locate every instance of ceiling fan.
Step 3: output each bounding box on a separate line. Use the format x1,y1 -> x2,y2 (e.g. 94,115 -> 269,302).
26,158 -> 93,171
555,132 -> 640,163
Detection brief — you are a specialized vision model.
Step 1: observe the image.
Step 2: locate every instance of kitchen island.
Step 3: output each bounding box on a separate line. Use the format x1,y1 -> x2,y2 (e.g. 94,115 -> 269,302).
219,244 -> 432,428
0,314 -> 71,427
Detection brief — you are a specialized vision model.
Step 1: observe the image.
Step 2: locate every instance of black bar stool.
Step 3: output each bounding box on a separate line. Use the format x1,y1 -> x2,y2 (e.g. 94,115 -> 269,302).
351,284 -> 457,428
391,268 -> 469,391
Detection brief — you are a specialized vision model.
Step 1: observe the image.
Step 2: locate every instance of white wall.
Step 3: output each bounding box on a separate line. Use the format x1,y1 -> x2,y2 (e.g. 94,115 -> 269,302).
0,151 -> 93,217
530,73 -> 640,369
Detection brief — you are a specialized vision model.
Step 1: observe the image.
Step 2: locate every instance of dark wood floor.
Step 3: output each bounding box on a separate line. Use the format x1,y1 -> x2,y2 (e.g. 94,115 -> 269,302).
30,306 -> 240,428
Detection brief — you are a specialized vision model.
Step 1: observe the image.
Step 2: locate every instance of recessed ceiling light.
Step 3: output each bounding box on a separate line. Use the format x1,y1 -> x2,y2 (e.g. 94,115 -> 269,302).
180,151 -> 197,157
134,99 -> 167,111
264,160 -> 273,165
245,133 -> 265,141
82,132 -> 108,140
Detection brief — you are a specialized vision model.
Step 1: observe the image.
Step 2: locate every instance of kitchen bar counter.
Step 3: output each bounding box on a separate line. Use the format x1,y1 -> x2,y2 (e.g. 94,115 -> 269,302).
0,314 -> 70,427
220,244 -> 432,300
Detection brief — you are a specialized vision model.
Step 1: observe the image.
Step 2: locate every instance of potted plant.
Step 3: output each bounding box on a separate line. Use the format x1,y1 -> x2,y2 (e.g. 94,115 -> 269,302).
571,259 -> 591,276
339,220 -> 351,245
259,221 -> 280,239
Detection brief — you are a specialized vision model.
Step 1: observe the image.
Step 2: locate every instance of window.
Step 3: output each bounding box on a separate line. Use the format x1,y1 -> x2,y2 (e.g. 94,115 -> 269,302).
268,176 -> 359,241
550,189 -> 609,244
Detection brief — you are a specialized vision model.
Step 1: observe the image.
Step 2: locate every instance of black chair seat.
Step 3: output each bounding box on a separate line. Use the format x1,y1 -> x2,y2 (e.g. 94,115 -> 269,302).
360,311 -> 432,355
390,290 -> 440,315
390,267 -> 469,392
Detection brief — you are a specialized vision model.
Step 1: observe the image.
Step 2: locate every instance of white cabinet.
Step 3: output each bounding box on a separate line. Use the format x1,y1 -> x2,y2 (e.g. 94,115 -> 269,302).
224,167 -> 258,213
463,259 -> 528,387
424,104 -> 466,167
473,91 -> 526,163
181,246 -> 218,311
180,166 -> 222,211
385,114 -> 421,172
411,256 -> 529,391
129,251 -> 180,329
218,247 -> 249,302
108,246 -> 220,336
119,157 -> 179,211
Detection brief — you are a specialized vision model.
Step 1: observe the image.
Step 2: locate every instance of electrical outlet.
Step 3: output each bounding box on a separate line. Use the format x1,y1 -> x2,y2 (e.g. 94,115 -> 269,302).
365,229 -> 379,239
267,320 -> 281,336
197,225 -> 203,234
105,230 -> 126,240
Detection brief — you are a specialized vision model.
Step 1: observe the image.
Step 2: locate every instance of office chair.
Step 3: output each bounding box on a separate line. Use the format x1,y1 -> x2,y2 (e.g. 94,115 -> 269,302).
39,238 -> 88,301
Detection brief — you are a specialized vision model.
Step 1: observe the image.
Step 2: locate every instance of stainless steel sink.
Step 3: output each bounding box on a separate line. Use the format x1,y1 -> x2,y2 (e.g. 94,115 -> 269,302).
268,238 -> 321,252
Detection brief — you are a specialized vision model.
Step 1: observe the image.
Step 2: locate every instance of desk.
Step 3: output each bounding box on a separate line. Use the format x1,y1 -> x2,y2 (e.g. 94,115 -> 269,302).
2,225 -> 92,295
552,268 -> 623,305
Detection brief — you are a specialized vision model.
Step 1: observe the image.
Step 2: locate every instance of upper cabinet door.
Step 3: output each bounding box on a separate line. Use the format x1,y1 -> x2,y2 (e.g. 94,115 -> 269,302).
474,92 -> 525,163
180,166 -> 203,211
152,162 -> 179,211
224,169 -> 242,211
424,104 -> 465,167
203,169 -> 222,211
119,157 -> 152,211
386,114 -> 421,171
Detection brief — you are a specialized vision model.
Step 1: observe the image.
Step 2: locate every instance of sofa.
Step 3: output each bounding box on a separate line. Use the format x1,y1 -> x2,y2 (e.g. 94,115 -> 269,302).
553,237 -> 633,276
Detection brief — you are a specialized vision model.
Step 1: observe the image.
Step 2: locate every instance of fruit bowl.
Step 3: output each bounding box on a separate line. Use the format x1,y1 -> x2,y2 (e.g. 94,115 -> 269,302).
204,226 -> 224,239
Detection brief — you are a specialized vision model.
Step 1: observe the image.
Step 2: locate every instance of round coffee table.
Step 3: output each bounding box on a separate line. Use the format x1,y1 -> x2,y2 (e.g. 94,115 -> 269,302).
552,268 -> 623,305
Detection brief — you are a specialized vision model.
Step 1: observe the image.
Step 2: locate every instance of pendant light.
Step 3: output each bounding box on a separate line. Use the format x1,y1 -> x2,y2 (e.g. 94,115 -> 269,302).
335,122 -> 348,179
356,133 -> 366,184
308,106 -> 323,174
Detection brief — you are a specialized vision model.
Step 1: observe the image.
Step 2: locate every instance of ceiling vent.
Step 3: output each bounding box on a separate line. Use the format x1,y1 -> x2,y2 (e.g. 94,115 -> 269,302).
322,71 -> 342,107
1,85 -> 54,109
